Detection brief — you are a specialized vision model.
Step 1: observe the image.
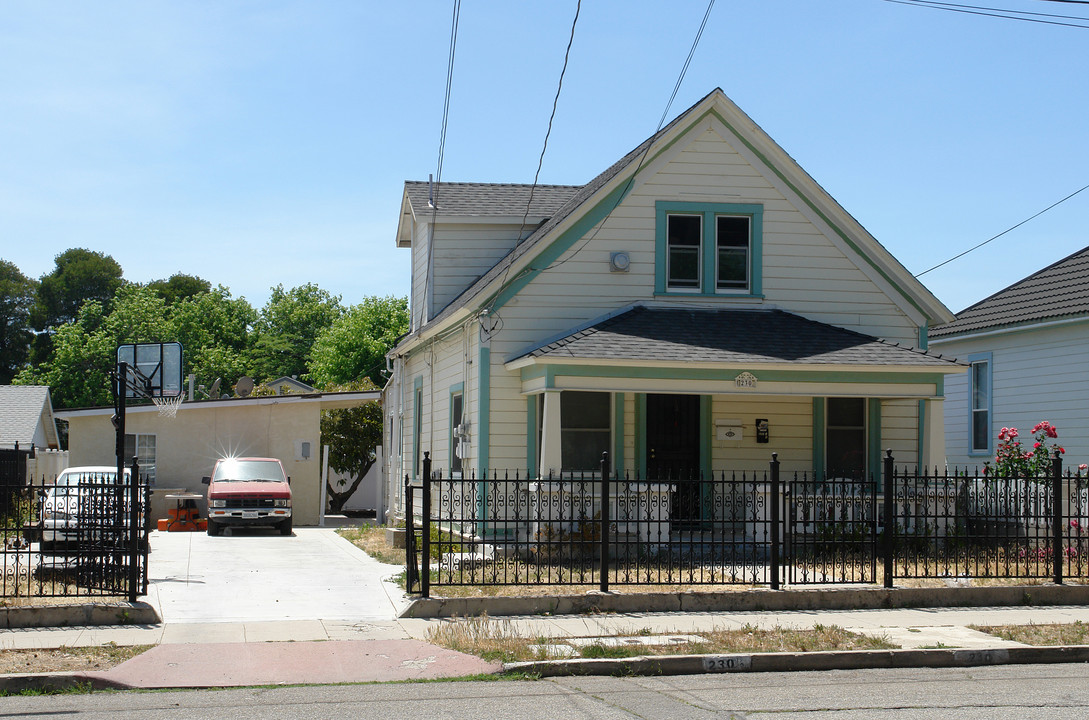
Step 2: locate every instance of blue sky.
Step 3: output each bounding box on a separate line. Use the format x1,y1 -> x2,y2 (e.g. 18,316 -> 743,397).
3,1 -> 1087,317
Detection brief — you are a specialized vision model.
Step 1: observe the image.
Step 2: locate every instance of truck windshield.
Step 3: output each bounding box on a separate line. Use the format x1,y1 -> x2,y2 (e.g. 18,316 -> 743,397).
213,460 -> 286,483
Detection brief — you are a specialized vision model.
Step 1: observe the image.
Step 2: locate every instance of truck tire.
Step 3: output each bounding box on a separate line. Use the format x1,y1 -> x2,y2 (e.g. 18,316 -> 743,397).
279,518 -> 292,536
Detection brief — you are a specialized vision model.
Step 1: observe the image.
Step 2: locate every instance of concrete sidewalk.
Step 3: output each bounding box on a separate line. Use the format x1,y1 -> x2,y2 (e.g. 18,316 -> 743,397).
4,529 -> 1089,690
4,601 -> 1089,690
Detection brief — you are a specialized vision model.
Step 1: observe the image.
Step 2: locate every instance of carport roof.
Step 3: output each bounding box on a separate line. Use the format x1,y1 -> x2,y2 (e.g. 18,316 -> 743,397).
510,307 -> 963,370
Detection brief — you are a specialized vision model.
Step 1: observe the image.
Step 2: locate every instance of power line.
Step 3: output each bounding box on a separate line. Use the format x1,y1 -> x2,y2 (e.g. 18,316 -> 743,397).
914,182 -> 1089,277
884,0 -> 1089,28
540,0 -> 717,275
424,1 -> 462,325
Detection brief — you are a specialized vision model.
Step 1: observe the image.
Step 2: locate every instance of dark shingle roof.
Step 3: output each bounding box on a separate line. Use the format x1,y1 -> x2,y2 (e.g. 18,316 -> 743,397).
931,245 -> 1089,338
520,307 -> 959,368
404,182 -> 581,218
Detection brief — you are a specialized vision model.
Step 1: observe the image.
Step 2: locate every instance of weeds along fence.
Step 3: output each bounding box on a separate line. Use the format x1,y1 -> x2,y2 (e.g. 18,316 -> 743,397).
404,451 -> 1088,597
0,457 -> 152,603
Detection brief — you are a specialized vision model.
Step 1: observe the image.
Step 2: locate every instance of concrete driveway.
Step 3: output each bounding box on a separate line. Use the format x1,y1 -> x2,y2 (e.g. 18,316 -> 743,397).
144,527 -> 410,624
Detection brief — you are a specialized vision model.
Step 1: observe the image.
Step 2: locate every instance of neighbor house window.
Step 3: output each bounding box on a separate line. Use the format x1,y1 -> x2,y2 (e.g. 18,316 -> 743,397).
450,390 -> 464,477
656,201 -> 763,296
413,383 -> 423,478
561,391 -> 611,472
970,356 -> 991,454
124,433 -> 156,486
826,398 -> 865,478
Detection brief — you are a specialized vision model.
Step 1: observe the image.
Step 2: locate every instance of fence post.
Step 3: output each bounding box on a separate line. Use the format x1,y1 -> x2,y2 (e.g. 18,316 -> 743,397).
1053,449 -> 1064,586
770,453 -> 780,591
883,449 -> 895,589
128,456 -> 140,604
421,452 -> 431,599
404,475 -> 417,593
600,451 -> 610,594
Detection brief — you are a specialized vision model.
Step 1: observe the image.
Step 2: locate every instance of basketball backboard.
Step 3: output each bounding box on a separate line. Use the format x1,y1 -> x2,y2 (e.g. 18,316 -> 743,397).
116,342 -> 184,398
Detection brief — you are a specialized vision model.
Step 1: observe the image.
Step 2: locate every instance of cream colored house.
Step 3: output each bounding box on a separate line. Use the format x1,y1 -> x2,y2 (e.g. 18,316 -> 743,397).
383,88 -> 964,521
57,389 -> 379,524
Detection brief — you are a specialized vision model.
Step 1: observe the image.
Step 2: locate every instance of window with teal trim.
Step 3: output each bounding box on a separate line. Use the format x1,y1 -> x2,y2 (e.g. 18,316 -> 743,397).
656,201 -> 763,296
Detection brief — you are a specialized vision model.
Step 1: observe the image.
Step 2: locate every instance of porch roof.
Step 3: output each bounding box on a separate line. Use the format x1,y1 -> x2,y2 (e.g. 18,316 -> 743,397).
510,307 -> 963,371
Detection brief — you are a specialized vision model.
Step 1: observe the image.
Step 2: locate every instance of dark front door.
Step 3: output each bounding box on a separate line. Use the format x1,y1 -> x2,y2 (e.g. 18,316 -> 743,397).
646,394 -> 702,526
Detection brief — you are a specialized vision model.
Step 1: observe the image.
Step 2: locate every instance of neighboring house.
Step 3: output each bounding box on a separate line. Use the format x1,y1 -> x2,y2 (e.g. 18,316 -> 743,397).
0,385 -> 59,451
265,376 -> 318,395
930,245 -> 1089,468
56,389 -> 380,524
382,88 -> 964,521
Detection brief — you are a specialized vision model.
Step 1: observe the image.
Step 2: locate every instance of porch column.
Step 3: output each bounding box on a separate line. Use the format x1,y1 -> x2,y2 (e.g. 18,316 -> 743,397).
920,398 -> 946,471
539,390 -> 562,477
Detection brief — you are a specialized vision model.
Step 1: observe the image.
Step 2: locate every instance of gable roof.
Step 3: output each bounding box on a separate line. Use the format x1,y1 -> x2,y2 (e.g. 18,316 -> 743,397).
393,88 -> 953,353
512,307 -> 962,370
930,245 -> 1089,338
0,386 -> 59,449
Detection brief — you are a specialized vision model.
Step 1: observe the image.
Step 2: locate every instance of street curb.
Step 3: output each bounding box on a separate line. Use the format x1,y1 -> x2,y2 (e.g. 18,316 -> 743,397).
0,602 -> 160,629
0,671 -> 129,694
505,644 -> 1089,678
401,584 -> 1089,618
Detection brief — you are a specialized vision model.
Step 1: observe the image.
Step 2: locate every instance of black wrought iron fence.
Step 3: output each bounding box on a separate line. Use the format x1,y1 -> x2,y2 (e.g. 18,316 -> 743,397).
405,451 -> 1085,597
1,459 -> 151,603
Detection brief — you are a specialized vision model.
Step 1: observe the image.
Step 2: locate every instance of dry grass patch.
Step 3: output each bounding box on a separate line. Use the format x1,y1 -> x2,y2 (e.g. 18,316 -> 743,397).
425,614 -> 897,663
972,621 -> 1089,646
0,643 -> 151,674
338,525 -> 403,566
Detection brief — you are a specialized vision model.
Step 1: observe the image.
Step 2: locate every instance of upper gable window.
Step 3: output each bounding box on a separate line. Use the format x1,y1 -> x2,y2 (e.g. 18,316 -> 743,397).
656,201 -> 763,297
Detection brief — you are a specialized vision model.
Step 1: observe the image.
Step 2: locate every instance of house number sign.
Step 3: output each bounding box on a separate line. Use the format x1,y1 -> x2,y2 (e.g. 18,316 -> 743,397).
734,372 -> 758,389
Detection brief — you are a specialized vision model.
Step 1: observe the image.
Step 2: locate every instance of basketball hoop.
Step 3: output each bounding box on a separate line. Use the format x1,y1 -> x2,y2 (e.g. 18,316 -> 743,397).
153,394 -> 183,418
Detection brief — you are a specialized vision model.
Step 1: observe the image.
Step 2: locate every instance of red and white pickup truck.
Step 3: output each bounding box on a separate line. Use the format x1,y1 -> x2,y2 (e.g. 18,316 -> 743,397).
202,457 -> 292,536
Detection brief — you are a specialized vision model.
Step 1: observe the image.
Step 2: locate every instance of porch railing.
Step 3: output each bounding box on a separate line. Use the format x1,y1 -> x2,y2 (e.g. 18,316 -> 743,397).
405,451 -> 1084,597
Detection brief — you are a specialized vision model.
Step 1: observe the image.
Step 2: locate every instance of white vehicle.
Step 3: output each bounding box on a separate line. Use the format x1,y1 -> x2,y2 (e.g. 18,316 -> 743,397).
40,466 -> 139,553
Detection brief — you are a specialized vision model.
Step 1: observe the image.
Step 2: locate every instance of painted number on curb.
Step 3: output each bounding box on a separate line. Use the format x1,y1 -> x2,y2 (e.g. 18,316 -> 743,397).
703,655 -> 752,672
954,649 -> 1009,666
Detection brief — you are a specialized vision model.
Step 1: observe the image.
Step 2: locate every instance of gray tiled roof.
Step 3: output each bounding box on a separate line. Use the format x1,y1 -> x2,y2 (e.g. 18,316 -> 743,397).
931,245 -> 1089,338
0,386 -> 54,448
520,307 -> 960,368
403,182 -> 581,218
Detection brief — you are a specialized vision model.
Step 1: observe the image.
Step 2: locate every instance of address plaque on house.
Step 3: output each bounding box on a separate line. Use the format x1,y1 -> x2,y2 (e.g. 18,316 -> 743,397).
734,372 -> 758,389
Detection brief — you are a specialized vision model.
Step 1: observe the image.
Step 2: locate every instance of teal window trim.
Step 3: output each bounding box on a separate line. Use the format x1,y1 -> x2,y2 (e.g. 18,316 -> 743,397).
412,376 -> 423,480
867,398 -> 882,490
812,398 -> 826,478
655,201 -> 764,296
526,395 -> 538,476
918,324 -> 929,351
917,399 -> 927,470
635,394 -> 647,478
613,393 -> 625,474
968,351 -> 992,457
477,345 -> 491,535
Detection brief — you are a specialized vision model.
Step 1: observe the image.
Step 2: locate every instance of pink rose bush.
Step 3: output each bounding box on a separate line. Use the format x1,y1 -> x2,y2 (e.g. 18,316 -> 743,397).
986,421 -> 1065,481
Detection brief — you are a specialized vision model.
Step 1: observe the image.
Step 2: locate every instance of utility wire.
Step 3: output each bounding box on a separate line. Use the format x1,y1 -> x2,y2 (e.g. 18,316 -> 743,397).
885,0 -> 1089,28
915,182 -> 1089,277
516,0 -> 582,244
480,0 -> 581,330
897,0 -> 1089,19
425,0 -> 462,322
539,0 -> 716,275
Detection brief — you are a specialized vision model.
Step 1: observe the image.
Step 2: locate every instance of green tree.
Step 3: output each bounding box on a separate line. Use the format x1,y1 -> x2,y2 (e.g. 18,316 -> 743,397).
170,286 -> 256,391
250,283 -> 342,383
148,273 -> 211,305
15,302 -> 113,408
0,260 -> 36,384
31,248 -> 124,330
308,296 -> 408,388
29,248 -> 124,363
320,380 -> 383,513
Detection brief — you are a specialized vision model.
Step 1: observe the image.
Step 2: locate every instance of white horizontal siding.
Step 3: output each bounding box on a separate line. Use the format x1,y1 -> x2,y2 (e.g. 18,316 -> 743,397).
934,322 -> 1089,468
